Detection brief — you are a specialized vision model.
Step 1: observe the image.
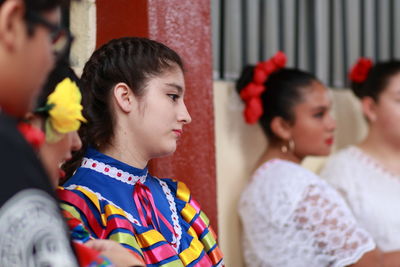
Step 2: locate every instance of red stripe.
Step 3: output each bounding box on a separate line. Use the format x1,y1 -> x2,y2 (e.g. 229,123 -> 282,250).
193,253 -> 213,267
73,242 -> 102,266
191,217 -> 208,235
61,210 -> 82,229
142,243 -> 176,264
105,217 -> 135,237
57,189 -> 105,238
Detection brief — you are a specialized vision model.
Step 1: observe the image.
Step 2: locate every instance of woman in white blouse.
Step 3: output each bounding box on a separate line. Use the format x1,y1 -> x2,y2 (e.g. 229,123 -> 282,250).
321,59 -> 400,265
236,52 -> 390,266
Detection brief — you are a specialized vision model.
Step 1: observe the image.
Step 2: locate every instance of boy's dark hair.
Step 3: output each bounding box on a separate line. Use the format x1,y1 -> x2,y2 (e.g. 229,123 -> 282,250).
0,0 -> 65,12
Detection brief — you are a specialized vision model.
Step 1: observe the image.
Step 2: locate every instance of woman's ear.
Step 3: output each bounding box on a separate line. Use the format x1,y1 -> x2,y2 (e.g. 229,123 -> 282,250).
113,83 -> 134,113
270,116 -> 292,141
361,96 -> 377,122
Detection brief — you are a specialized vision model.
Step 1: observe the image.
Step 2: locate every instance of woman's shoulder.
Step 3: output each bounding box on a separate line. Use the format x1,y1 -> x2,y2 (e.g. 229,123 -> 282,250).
239,159 -> 327,219
325,146 -> 363,168
321,146 -> 365,182
251,159 -> 321,189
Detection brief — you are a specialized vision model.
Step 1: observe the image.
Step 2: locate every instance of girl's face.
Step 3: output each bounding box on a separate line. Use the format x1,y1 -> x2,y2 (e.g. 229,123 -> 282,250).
128,65 -> 192,160
288,81 -> 336,159
369,72 -> 400,144
39,128 -> 82,188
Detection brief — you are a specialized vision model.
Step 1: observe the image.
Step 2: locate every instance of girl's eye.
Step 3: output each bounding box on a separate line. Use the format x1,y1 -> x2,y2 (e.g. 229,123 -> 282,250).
313,111 -> 324,118
168,94 -> 179,101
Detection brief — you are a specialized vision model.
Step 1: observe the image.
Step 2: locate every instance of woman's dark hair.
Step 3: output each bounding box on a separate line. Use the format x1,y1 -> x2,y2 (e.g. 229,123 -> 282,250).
236,67 -> 318,139
351,61 -> 400,101
62,37 -> 184,178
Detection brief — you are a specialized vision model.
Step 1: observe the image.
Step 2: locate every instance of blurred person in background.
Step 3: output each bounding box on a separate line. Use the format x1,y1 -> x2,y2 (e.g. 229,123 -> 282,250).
321,59 -> 400,266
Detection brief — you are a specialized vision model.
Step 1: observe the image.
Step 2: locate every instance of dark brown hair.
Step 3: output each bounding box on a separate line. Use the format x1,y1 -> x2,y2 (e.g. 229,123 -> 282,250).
62,37 -> 183,179
236,67 -> 318,140
351,61 -> 400,101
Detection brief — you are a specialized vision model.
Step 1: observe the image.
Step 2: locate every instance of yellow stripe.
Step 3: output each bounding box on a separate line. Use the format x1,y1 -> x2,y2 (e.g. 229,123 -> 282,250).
179,237 -> 205,265
104,203 -> 127,219
109,232 -> 142,255
199,211 -> 210,226
187,226 -> 197,238
159,259 -> 185,267
200,231 -> 216,251
60,203 -> 82,221
136,229 -> 165,248
181,203 -> 197,223
177,182 -> 190,202
75,186 -> 107,226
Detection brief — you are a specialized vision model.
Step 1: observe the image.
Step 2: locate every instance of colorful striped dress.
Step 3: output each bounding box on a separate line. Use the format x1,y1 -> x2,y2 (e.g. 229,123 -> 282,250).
57,148 -> 224,267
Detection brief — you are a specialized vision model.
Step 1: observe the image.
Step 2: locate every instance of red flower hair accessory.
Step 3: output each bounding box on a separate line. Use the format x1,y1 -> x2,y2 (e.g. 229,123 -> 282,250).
240,51 -> 287,124
18,122 -> 45,150
349,58 -> 373,83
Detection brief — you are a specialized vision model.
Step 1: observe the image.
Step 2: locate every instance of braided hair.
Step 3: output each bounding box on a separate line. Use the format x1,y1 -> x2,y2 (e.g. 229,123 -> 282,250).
62,37 -> 183,179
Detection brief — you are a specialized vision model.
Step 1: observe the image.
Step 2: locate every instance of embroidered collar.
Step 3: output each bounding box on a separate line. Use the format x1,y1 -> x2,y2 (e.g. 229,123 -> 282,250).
81,147 -> 148,185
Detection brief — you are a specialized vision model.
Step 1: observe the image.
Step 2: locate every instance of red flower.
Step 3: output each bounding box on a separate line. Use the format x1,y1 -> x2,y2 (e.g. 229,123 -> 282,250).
272,51 -> 287,68
240,83 -> 265,101
253,67 -> 268,84
260,60 -> 277,76
349,58 -> 373,83
244,97 -> 263,124
239,51 -> 287,124
17,122 -> 45,149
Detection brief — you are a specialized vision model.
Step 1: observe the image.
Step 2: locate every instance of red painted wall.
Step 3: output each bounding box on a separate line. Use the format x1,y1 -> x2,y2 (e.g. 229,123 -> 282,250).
95,1 -> 218,228
96,0 -> 148,47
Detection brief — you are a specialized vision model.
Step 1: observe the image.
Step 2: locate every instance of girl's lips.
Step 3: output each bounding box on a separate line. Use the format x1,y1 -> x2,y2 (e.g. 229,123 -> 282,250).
173,129 -> 183,137
325,137 -> 334,145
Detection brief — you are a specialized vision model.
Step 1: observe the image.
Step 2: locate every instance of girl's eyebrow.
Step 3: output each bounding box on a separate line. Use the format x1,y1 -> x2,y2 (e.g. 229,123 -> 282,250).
165,83 -> 183,94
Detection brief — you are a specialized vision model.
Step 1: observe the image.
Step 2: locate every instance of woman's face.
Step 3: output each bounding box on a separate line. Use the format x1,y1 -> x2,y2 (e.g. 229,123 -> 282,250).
369,72 -> 400,144
127,65 -> 192,160
288,81 -> 336,159
38,127 -> 82,188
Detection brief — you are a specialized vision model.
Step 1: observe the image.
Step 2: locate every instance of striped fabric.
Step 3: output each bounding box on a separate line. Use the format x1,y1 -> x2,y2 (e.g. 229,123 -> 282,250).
57,148 -> 224,267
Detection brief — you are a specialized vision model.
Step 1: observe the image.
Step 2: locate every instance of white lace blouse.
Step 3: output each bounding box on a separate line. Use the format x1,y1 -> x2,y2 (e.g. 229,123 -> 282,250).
238,159 -> 375,267
321,146 -> 400,252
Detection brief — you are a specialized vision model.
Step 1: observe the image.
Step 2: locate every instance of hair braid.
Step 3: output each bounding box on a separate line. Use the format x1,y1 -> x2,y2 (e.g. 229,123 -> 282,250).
62,37 -> 183,180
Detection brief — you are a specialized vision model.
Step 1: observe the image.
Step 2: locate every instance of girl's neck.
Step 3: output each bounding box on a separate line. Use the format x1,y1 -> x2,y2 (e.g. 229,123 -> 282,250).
358,127 -> 400,164
101,138 -> 149,170
256,144 -> 303,170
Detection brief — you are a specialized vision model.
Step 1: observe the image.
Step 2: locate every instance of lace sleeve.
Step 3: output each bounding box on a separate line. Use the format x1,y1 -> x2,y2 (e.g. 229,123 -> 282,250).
291,183 -> 375,267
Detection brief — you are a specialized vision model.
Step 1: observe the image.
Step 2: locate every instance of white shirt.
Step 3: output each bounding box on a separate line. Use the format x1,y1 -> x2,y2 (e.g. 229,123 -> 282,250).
238,159 -> 375,267
321,146 -> 400,252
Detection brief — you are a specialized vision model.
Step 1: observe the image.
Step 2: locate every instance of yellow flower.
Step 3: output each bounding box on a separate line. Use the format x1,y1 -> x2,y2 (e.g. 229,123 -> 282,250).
47,78 -> 87,134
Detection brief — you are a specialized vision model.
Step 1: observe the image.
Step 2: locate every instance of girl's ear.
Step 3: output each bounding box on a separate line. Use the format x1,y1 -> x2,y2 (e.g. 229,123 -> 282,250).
270,116 -> 292,141
113,82 -> 134,113
361,96 -> 377,122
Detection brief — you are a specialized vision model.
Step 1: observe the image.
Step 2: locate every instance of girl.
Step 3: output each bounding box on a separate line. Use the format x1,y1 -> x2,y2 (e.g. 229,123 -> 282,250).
23,60 -> 144,267
237,52 -> 382,267
321,59 -> 400,265
57,37 -> 223,267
